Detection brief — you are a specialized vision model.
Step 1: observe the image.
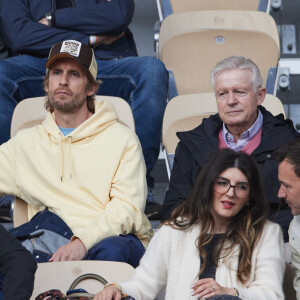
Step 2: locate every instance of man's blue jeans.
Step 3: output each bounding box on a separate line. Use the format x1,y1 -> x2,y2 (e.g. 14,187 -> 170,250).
0,55 -> 168,185
86,234 -> 145,268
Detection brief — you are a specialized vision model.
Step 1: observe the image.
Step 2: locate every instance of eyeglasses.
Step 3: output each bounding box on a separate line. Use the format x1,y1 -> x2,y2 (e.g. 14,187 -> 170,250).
213,177 -> 250,199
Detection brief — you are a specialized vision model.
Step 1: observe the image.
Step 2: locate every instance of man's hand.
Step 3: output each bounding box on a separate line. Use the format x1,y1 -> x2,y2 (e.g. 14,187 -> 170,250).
49,238 -> 87,262
38,17 -> 48,26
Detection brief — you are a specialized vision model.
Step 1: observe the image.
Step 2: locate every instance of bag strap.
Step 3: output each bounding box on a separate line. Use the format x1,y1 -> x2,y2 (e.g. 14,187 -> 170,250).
68,273 -> 108,298
67,291 -> 94,298
69,273 -> 108,289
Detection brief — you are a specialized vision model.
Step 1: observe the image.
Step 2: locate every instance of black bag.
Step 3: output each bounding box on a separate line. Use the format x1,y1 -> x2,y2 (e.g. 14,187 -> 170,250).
35,273 -> 135,300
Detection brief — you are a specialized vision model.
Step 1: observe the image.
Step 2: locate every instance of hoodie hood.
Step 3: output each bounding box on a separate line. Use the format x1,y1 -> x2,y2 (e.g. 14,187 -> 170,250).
42,100 -> 118,142
42,100 -> 118,181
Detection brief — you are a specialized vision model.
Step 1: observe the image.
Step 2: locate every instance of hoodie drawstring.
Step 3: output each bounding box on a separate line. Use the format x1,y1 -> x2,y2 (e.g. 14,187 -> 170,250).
68,136 -> 73,180
58,132 -> 63,182
58,133 -> 73,181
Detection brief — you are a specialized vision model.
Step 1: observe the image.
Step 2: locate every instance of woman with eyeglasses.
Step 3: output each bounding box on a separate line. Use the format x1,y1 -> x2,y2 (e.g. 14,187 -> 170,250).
94,149 -> 285,300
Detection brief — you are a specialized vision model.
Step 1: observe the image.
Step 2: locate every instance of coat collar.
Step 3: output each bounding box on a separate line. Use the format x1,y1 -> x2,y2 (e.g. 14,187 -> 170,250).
176,106 -> 298,165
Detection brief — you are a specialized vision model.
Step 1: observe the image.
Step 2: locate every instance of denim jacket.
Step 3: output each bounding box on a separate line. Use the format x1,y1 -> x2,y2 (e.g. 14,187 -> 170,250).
10,208 -> 73,263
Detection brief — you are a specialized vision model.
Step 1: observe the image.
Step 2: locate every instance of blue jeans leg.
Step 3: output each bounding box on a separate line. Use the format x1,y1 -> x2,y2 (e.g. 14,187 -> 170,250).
0,55 -> 46,206
0,55 -> 47,144
85,234 -> 145,268
97,57 -> 169,182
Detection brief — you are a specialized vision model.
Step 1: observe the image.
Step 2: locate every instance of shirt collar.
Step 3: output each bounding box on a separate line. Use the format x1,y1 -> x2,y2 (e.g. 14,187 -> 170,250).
223,109 -> 263,143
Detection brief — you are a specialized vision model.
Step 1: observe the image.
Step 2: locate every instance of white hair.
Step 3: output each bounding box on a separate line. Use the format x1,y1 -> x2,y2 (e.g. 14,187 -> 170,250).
210,56 -> 263,91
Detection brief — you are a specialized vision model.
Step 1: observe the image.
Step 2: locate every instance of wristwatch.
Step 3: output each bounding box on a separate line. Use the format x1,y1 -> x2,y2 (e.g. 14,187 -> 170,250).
46,12 -> 52,27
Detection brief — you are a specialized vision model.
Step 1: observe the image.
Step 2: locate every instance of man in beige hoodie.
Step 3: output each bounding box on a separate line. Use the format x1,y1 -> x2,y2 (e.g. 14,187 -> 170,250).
5,40 -> 152,267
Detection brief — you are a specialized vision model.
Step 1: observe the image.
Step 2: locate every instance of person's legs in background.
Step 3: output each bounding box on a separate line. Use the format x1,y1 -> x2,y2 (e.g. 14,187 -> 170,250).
0,55 -> 46,207
98,57 -> 169,219
0,55 -> 47,145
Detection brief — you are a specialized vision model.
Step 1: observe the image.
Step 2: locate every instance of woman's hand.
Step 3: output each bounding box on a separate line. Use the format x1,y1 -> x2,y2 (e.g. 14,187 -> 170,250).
93,285 -> 122,300
191,278 -> 235,299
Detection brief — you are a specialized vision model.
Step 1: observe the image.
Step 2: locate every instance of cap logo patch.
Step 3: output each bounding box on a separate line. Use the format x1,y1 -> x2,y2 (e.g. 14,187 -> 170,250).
60,40 -> 82,57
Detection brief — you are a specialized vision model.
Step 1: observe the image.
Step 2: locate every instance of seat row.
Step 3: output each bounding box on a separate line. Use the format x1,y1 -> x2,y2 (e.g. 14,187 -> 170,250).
11,94 -> 296,300
9,2 -> 292,298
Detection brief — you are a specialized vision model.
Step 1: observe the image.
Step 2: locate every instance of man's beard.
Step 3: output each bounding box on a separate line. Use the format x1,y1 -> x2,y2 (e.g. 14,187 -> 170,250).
48,89 -> 86,113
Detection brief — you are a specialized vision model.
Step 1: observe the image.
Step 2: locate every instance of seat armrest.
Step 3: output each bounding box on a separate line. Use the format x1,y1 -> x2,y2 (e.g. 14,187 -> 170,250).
12,197 -> 29,227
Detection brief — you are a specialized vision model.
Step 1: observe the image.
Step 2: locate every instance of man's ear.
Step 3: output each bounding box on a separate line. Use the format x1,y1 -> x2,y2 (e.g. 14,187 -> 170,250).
86,82 -> 98,97
44,75 -> 49,92
257,87 -> 266,106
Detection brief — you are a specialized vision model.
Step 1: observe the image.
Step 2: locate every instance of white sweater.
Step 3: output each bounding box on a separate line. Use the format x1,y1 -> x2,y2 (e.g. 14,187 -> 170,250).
121,221 -> 285,300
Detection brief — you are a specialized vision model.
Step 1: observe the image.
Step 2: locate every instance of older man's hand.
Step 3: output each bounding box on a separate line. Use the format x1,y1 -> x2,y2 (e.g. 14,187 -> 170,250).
49,238 -> 87,262
38,17 -> 48,26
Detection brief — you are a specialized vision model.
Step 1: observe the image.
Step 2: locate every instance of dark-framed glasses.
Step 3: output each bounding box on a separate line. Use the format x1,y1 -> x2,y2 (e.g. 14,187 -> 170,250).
213,177 -> 250,199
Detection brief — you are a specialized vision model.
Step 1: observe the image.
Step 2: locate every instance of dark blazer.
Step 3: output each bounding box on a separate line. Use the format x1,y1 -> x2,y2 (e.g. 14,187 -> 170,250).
0,225 -> 37,300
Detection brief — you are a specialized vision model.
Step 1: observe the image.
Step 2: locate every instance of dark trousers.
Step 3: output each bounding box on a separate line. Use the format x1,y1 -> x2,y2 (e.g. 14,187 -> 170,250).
86,234 -> 145,268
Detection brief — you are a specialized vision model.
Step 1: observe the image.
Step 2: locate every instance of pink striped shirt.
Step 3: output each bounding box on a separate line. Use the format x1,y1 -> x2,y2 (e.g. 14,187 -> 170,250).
218,127 -> 262,154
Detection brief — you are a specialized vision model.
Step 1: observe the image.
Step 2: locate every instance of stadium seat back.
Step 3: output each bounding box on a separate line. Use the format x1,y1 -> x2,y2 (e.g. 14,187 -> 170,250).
169,0 -> 261,13
159,10 -> 280,95
11,96 -> 135,137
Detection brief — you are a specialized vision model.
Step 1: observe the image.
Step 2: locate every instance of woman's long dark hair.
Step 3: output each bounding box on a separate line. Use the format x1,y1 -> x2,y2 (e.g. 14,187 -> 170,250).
167,149 -> 269,283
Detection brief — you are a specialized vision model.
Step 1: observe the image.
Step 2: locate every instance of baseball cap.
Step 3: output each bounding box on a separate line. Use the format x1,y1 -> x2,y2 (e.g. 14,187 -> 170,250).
46,40 -> 97,80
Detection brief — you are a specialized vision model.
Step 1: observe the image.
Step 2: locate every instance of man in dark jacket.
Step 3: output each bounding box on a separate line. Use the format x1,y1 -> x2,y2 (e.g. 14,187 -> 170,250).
0,0 -> 168,215
162,56 -> 299,241
0,225 -> 37,300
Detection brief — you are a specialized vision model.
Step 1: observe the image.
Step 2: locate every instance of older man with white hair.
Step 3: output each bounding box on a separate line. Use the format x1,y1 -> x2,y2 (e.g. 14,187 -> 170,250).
162,56 -> 299,241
